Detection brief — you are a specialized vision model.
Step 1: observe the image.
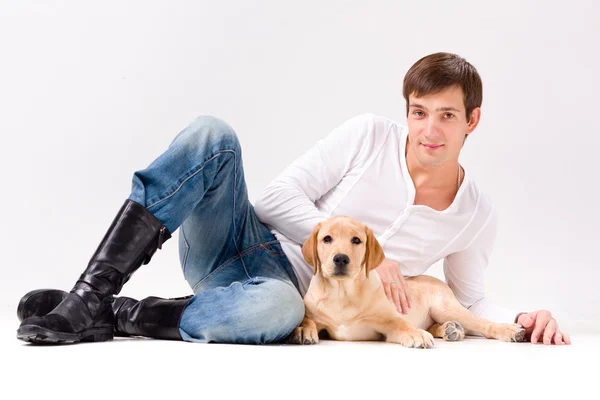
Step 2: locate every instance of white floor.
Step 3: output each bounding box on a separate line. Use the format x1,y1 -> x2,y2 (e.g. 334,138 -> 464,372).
1,316 -> 596,400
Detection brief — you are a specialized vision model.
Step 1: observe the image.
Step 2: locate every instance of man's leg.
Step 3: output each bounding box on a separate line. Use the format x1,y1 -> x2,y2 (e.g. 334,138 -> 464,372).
17,115 -> 268,344
179,276 -> 304,344
177,222 -> 305,345
128,115 -> 252,249
120,114 -> 304,343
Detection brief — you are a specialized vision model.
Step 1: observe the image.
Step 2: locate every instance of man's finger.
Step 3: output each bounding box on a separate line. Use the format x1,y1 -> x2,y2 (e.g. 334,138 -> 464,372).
518,313 -> 535,329
383,283 -> 391,302
553,330 -> 563,345
396,276 -> 409,313
563,333 -> 572,345
542,319 -> 557,345
531,313 -> 551,344
398,286 -> 409,314
400,277 -> 412,308
390,284 -> 402,314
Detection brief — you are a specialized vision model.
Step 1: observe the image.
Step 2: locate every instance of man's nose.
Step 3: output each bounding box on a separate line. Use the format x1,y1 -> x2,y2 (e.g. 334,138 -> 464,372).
425,117 -> 442,137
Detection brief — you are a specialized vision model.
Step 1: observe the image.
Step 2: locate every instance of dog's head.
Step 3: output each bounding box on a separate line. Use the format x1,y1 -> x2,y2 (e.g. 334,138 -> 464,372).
301,216 -> 384,280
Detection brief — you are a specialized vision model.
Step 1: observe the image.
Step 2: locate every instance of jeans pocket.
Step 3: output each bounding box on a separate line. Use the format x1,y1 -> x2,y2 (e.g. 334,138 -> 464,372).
259,240 -> 287,257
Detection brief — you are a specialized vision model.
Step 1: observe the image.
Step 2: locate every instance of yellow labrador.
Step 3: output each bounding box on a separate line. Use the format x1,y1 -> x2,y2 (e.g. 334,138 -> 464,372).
287,215 -> 526,349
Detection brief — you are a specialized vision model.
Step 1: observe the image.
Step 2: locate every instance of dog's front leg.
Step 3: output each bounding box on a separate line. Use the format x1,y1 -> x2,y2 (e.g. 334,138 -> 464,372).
286,316 -> 319,345
376,318 -> 435,349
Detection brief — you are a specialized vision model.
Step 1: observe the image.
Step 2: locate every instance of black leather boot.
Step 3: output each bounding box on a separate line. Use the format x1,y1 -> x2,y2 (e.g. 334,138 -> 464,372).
17,289 -> 191,340
17,199 -> 171,344
17,289 -> 67,322
113,295 -> 193,340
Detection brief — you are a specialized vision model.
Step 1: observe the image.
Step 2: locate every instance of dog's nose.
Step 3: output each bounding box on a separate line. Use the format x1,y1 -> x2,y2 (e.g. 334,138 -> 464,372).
333,254 -> 350,268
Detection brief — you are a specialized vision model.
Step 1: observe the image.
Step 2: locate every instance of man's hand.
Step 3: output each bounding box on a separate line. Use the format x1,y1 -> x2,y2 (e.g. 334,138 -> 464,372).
375,258 -> 411,314
516,310 -> 571,345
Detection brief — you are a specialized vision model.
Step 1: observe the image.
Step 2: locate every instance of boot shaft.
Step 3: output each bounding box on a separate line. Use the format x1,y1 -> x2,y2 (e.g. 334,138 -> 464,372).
76,199 -> 171,297
114,295 -> 192,340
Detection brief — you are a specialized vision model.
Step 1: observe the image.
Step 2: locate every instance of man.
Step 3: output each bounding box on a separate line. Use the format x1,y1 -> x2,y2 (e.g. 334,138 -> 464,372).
17,52 -> 569,346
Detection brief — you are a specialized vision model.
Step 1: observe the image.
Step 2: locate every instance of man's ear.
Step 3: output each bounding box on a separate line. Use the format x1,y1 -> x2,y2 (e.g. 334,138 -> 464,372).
364,227 -> 384,278
466,107 -> 481,133
302,223 -> 322,276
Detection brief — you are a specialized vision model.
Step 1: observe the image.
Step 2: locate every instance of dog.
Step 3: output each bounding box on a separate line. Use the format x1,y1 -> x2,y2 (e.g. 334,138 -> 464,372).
287,215 -> 526,348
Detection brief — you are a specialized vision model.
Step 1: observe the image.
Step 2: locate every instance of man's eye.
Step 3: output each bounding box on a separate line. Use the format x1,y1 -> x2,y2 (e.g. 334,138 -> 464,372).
351,237 -> 361,245
323,235 -> 332,243
413,111 -> 424,117
443,113 -> 454,119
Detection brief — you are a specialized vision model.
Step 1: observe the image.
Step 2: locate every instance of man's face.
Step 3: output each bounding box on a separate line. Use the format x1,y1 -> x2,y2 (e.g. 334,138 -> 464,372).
406,85 -> 480,167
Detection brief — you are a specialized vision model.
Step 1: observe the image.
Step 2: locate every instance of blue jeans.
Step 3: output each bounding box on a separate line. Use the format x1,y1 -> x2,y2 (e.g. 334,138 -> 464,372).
127,115 -> 304,344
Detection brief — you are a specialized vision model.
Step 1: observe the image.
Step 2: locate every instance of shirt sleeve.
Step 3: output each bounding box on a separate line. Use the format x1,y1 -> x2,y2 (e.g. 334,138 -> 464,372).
443,206 -> 521,325
254,113 -> 373,244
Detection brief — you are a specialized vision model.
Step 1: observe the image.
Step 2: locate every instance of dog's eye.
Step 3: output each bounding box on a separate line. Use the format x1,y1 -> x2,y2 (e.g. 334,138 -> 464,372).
323,235 -> 332,243
352,237 -> 361,245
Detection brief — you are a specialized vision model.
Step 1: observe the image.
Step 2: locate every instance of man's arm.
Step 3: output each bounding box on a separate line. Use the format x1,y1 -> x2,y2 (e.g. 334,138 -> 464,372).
445,206 -> 571,344
443,207 -> 521,324
254,113 -> 374,244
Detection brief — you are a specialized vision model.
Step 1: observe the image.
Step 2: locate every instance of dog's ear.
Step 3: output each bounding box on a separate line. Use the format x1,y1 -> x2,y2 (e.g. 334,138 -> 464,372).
302,222 -> 322,275
364,227 -> 384,278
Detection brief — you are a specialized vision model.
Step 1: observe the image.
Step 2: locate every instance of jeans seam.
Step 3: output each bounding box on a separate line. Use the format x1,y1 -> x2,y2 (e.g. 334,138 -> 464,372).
142,146 -> 248,287
191,240 -> 279,292
231,148 -> 252,281
146,150 -> 235,210
180,224 -> 190,277
192,257 -> 238,292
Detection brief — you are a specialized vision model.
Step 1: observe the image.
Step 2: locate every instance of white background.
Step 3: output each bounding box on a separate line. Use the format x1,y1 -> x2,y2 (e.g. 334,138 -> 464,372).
1,0 -> 598,340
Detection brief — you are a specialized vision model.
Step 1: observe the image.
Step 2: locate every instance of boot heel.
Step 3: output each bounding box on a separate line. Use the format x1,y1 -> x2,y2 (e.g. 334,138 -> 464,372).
91,332 -> 114,342
81,328 -> 114,343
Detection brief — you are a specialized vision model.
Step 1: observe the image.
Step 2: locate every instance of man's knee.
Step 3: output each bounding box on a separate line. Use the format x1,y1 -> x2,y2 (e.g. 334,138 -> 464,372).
178,278 -> 305,344
257,279 -> 305,339
171,115 -> 240,152
235,278 -> 304,343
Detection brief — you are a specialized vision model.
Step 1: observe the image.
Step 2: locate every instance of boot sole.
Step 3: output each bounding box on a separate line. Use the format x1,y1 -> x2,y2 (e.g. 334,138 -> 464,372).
17,324 -> 114,344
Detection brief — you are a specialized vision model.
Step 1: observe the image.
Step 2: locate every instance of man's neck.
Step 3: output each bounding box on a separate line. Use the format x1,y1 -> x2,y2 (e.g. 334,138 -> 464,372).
405,147 -> 460,191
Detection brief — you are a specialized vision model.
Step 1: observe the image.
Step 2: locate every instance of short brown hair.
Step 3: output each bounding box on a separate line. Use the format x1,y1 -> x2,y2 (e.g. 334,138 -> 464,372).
403,52 -> 483,122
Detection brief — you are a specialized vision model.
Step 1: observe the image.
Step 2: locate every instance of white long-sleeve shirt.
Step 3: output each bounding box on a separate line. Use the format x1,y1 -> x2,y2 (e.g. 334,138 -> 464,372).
254,113 -> 520,324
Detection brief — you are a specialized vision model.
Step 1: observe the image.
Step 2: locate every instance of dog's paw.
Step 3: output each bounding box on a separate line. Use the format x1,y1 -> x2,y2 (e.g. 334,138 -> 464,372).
392,328 -> 435,349
441,321 -> 465,342
286,325 -> 319,345
494,323 -> 527,342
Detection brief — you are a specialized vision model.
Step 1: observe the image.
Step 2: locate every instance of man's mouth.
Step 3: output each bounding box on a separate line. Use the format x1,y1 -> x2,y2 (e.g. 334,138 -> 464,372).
421,143 -> 443,150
